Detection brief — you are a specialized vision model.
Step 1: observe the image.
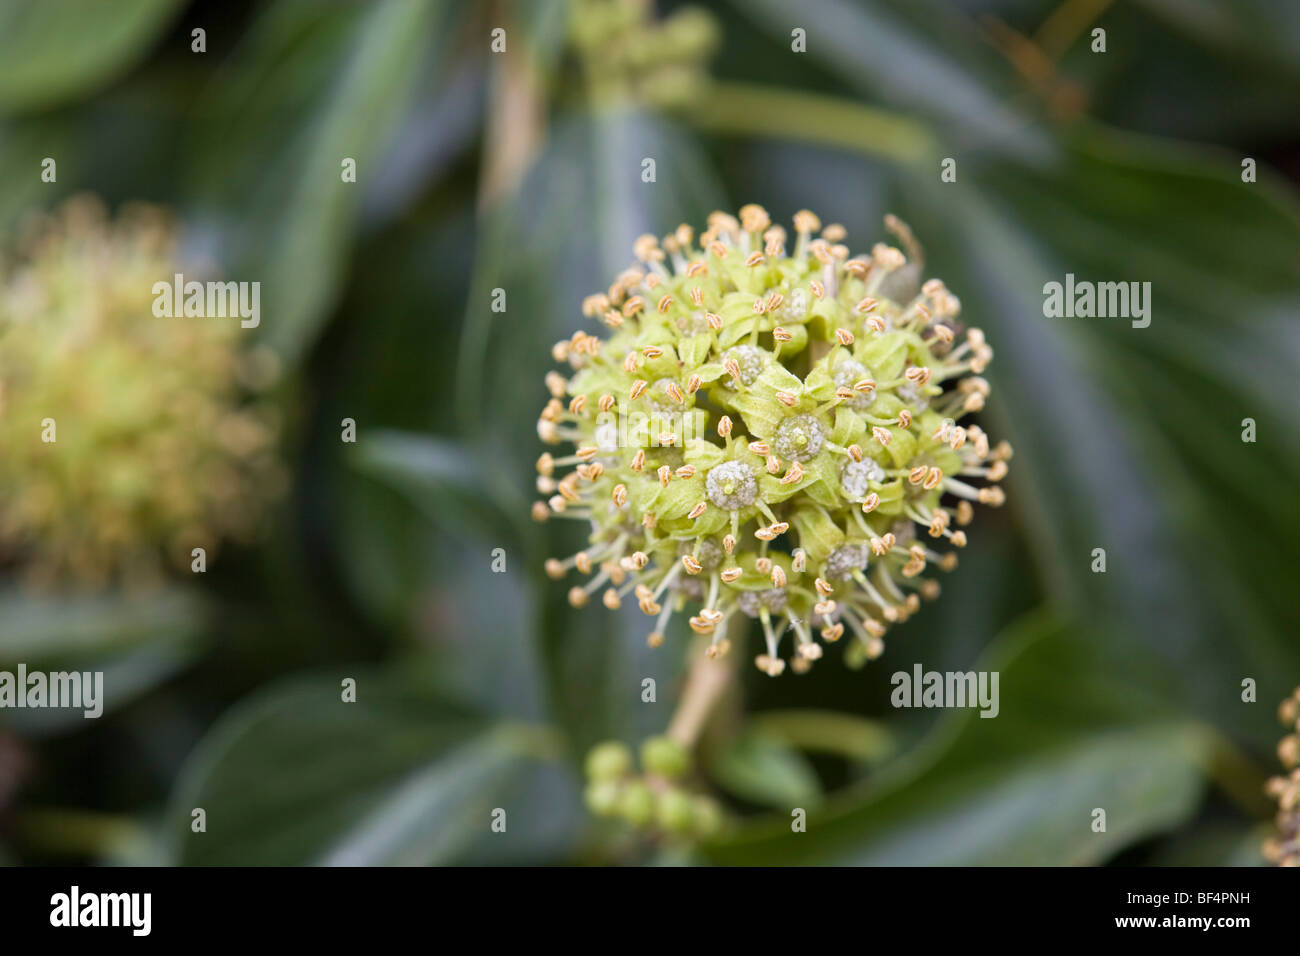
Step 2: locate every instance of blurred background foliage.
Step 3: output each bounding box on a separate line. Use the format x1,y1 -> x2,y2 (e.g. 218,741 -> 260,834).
0,0 -> 1296,866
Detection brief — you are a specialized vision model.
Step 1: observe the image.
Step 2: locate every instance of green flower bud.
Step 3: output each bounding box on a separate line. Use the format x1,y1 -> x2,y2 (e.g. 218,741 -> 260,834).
659,7 -> 720,60
640,735 -> 690,780
585,740 -> 634,782
691,795 -> 724,838
617,781 -> 655,827
537,207 -> 1009,677
568,0 -> 718,109
584,780 -> 622,816
655,787 -> 696,834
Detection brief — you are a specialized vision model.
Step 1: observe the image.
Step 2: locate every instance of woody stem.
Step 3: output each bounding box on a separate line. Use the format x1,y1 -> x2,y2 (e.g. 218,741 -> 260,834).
666,633 -> 739,749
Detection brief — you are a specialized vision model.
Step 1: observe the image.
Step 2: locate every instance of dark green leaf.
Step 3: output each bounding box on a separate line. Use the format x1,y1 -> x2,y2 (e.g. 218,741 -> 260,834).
744,710 -> 894,763
0,589 -> 208,732
726,0 -> 1048,157
711,731 -> 823,809
902,125 -> 1300,733
0,0 -> 183,114
186,0 -> 451,361
704,611 -> 1216,865
352,429 -> 525,544
163,670 -> 561,865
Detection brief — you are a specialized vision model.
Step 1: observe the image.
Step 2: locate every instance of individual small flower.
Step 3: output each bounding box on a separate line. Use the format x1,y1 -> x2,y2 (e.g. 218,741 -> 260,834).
536,206 -> 1010,676
586,740 -> 635,782
0,196 -> 284,588
1264,686 -> 1300,866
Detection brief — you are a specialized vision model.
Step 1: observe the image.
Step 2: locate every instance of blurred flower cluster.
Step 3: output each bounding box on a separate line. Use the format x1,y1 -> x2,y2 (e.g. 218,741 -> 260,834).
569,0 -> 718,107
0,196 -> 284,589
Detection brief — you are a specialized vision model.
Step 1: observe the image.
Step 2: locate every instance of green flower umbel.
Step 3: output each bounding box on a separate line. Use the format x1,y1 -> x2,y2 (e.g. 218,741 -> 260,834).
535,206 -> 1010,676
0,196 -> 283,587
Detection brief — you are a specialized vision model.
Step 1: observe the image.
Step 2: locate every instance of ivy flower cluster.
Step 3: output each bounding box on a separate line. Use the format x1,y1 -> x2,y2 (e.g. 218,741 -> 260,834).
0,196 -> 283,587
534,206 -> 1010,676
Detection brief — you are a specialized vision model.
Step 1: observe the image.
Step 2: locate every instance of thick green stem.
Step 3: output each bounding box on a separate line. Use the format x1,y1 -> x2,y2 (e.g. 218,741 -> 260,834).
747,709 -> 895,763
1200,728 -> 1274,819
677,81 -> 938,168
15,808 -> 147,860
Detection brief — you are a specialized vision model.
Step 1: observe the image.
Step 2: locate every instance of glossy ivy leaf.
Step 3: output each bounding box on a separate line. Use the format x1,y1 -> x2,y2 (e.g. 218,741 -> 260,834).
897,125 -> 1300,738
0,588 -> 206,664
726,0 -> 1049,158
0,0 -> 183,114
184,0 -> 452,362
704,611 -> 1216,865
743,710 -> 895,763
710,731 -> 824,809
352,430 -> 525,546
163,670 -> 561,865
0,589 -> 209,733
